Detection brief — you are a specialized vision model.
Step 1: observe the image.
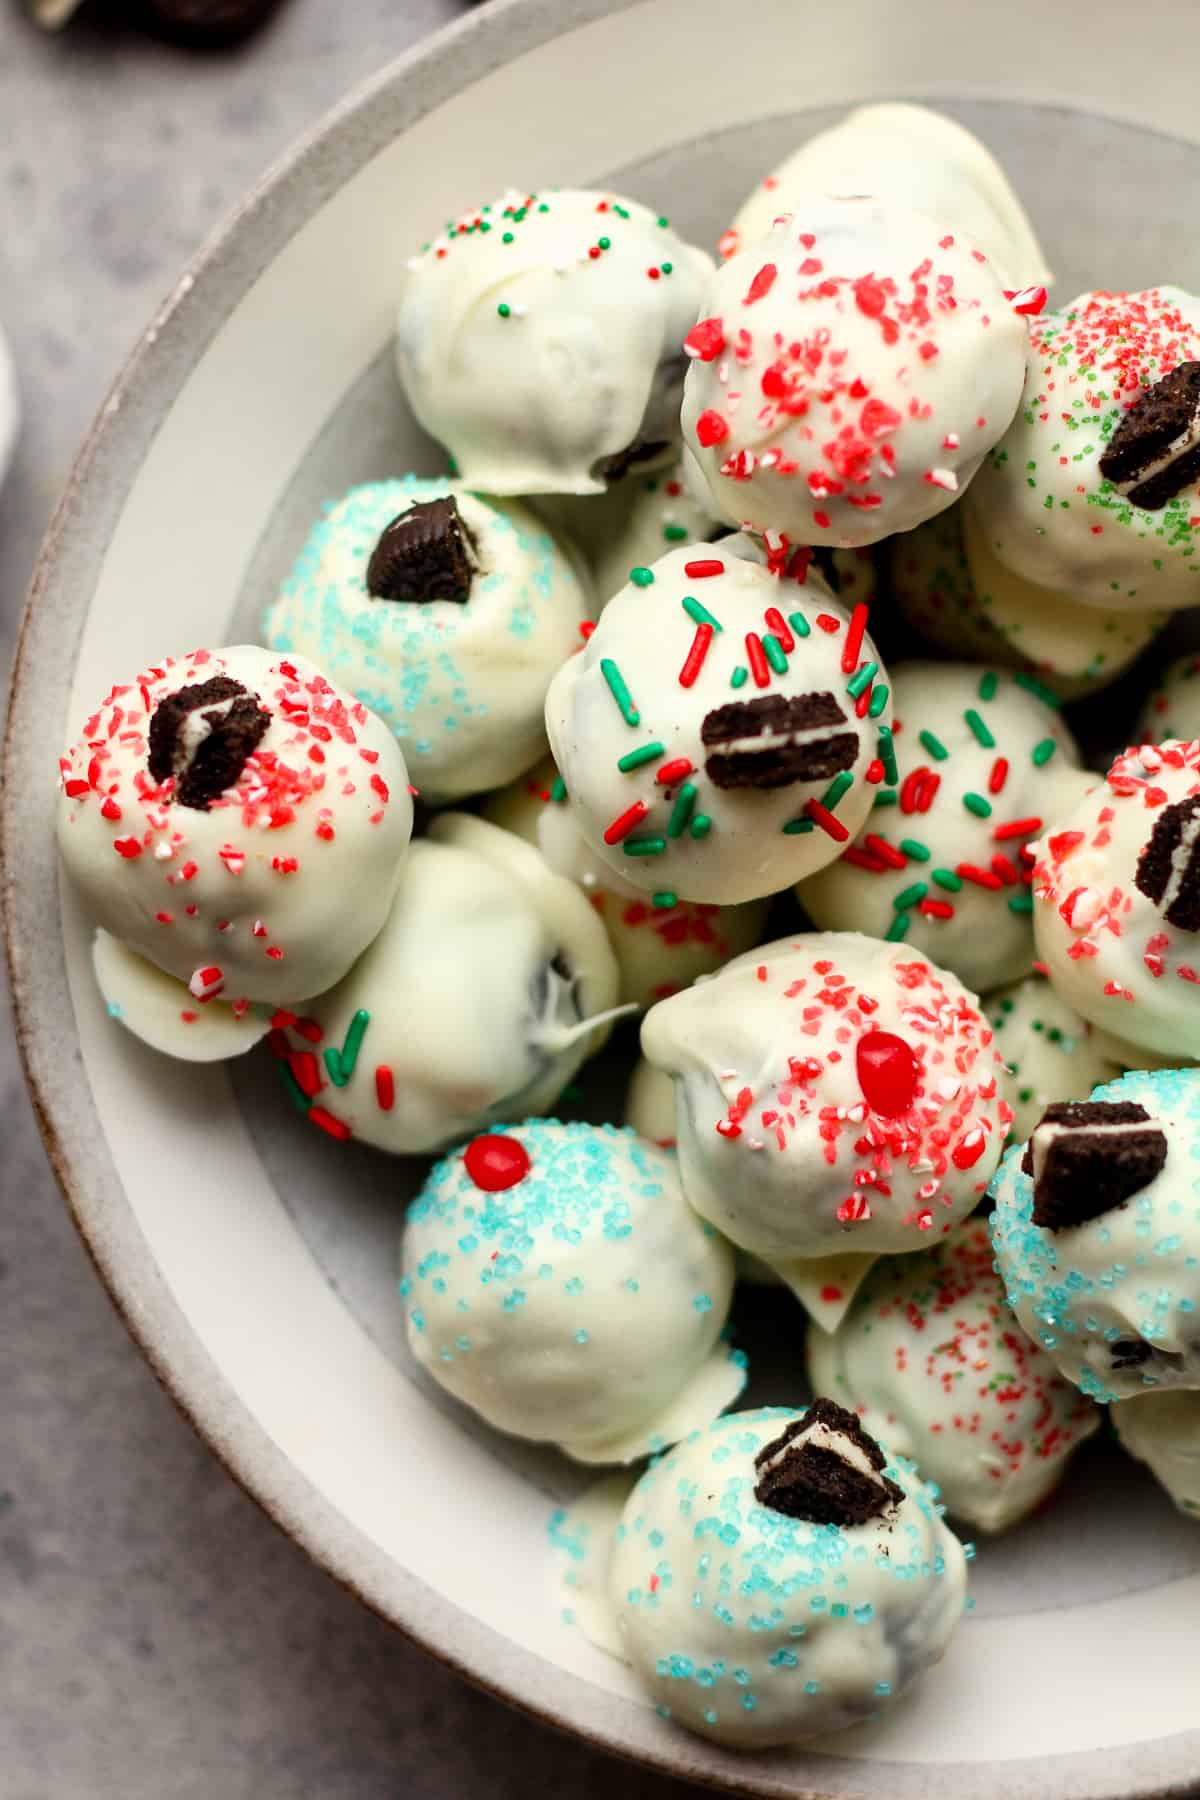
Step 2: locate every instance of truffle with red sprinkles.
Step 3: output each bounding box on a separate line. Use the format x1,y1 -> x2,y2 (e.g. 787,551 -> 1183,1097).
799,661 -> 1092,994
680,197 -> 1027,548
809,1218 -> 1101,1532
400,1118 -> 743,1462
395,188 -> 712,497
1030,739 -> 1200,1061
640,931 -> 1011,1293
965,288 -> 1200,611
272,814 -> 622,1154
56,646 -> 414,1046
544,538 -> 893,905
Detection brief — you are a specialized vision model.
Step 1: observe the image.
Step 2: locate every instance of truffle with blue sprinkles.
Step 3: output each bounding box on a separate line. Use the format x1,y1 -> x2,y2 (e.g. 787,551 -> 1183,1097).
264,476 -> 589,803
607,1401 -> 968,1746
400,1117 -> 745,1463
990,1066 -> 1200,1403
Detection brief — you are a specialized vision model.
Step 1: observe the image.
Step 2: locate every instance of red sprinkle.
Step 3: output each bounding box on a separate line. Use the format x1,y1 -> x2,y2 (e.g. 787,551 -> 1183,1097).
679,622 -> 714,688
994,816 -> 1043,842
655,757 -> 694,786
816,614 -> 841,634
745,632 -> 770,688
864,832 -> 907,870
806,799 -> 850,842
695,411 -> 729,448
684,558 -> 725,579
841,603 -> 869,675
683,318 -> 726,362
743,262 -> 777,305
856,1029 -> 920,1117
988,757 -> 1009,795
604,800 -> 650,845
309,1107 -> 351,1143
113,836 -> 143,859
763,607 -> 794,652
464,1133 -> 531,1192
375,1066 -> 395,1112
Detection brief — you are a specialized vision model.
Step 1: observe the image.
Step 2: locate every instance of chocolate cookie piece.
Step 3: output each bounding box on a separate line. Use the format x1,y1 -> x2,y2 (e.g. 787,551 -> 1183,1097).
701,693 -> 858,791
1021,1099 -> 1169,1231
1098,361 -> 1200,510
366,496 -> 477,604
754,1397 -> 903,1527
1135,793 -> 1200,931
148,675 -> 271,810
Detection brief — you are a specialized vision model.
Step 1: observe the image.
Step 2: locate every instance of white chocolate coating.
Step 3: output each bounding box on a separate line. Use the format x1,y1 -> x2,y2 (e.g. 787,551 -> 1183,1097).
0,317 -> 18,493
484,756 -> 769,1009
401,1119 -> 744,1462
680,199 -> 1026,548
1112,1391 -> 1200,1519
1138,652 -> 1200,744
965,288 -> 1200,612
1031,740 -> 1200,1060
808,1220 -> 1101,1532
56,646 -> 413,1008
545,540 -> 893,905
799,661 -> 1091,994
625,1055 -> 677,1146
725,104 -> 1050,291
263,478 -> 589,802
990,1066 -> 1200,1403
395,188 -> 712,497
641,931 -> 1012,1265
272,815 -> 621,1156
607,1406 -> 967,1747
92,930 -> 272,1062
984,974 -> 1131,1145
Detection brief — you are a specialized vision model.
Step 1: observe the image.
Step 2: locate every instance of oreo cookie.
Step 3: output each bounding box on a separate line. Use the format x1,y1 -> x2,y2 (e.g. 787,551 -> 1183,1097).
1135,793 -> 1200,931
1021,1099 -> 1169,1231
148,675 -> 271,810
754,1397 -> 903,1527
700,693 -> 858,791
1098,361 -> 1200,510
366,496 -> 477,604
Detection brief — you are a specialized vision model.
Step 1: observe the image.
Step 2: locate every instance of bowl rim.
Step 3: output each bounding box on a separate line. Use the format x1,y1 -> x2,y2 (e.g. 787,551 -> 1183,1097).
7,3 -> 1200,1793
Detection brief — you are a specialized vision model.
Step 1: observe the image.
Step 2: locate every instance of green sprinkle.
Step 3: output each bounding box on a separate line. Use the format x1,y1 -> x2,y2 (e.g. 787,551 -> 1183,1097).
886,913 -> 912,942
338,1009 -> 370,1080
664,524 -> 689,542
877,725 -> 899,787
1013,671 -> 1061,708
873,789 -> 898,808
731,666 -> 749,689
598,236 -> 611,250
601,657 -> 640,727
624,835 -> 666,857
617,740 -> 666,772
964,708 -> 995,748
846,660 -> 878,699
324,1047 -> 348,1089
821,771 -> 854,811
656,215 -> 670,227
919,729 -> 949,761
497,302 -> 514,319
978,670 -> 999,701
932,868 -> 963,892
281,1065 -> 312,1114
629,566 -> 655,588
788,610 -> 811,639
661,261 -> 673,274
550,776 -> 567,803
1008,892 -> 1035,914
690,813 -> 712,840
899,838 -> 931,862
763,634 -> 788,674
682,595 -> 723,631
652,890 -> 678,909
893,882 -> 928,912
1032,737 -> 1058,767
502,231 -> 514,243
783,817 -> 816,835
667,782 -> 698,838
867,683 -> 889,719
614,204 -> 630,219
963,792 -> 993,818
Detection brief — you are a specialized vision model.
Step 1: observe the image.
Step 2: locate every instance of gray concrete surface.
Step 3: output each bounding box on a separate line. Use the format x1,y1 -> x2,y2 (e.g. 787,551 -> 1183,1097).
0,9 -> 702,1796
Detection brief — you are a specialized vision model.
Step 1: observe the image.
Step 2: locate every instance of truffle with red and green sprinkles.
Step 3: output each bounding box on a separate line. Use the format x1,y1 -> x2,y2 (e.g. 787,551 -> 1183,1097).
798,661 -> 1092,994
965,288 -> 1200,611
395,188 -> 712,497
544,538 -> 893,905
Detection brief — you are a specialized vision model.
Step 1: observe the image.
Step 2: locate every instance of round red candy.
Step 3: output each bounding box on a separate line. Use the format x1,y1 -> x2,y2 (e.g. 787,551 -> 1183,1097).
855,1029 -> 920,1118
463,1134 -> 531,1192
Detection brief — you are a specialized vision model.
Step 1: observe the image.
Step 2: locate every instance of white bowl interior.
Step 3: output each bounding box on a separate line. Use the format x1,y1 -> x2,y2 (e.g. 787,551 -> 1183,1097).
19,3 -> 1200,1794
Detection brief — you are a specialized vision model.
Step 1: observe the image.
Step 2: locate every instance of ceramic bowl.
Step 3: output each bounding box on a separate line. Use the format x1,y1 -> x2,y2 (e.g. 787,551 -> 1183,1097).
7,1 -> 1200,1793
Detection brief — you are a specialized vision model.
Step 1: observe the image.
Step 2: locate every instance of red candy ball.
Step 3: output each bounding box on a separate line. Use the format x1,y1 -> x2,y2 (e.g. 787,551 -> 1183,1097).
463,1133 -> 531,1192
855,1029 -> 920,1118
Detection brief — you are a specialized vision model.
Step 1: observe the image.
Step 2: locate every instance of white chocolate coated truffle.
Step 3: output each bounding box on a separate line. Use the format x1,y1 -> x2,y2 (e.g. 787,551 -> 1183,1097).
984,974 -> 1127,1145
725,104 -> 1049,291
545,540 -> 893,905
263,478 -> 589,802
400,1119 -> 744,1463
272,815 -> 621,1155
799,661 -> 1091,994
56,646 -> 413,1010
641,932 -> 1012,1271
91,930 -> 272,1062
1112,1391 -> 1200,1520
965,288 -> 1200,612
608,1404 -> 967,1747
1138,652 -> 1200,744
679,199 -> 1026,548
808,1220 -> 1101,1532
396,188 -> 712,497
484,756 -> 769,1009
1031,740 -> 1200,1061
990,1066 -> 1200,1403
